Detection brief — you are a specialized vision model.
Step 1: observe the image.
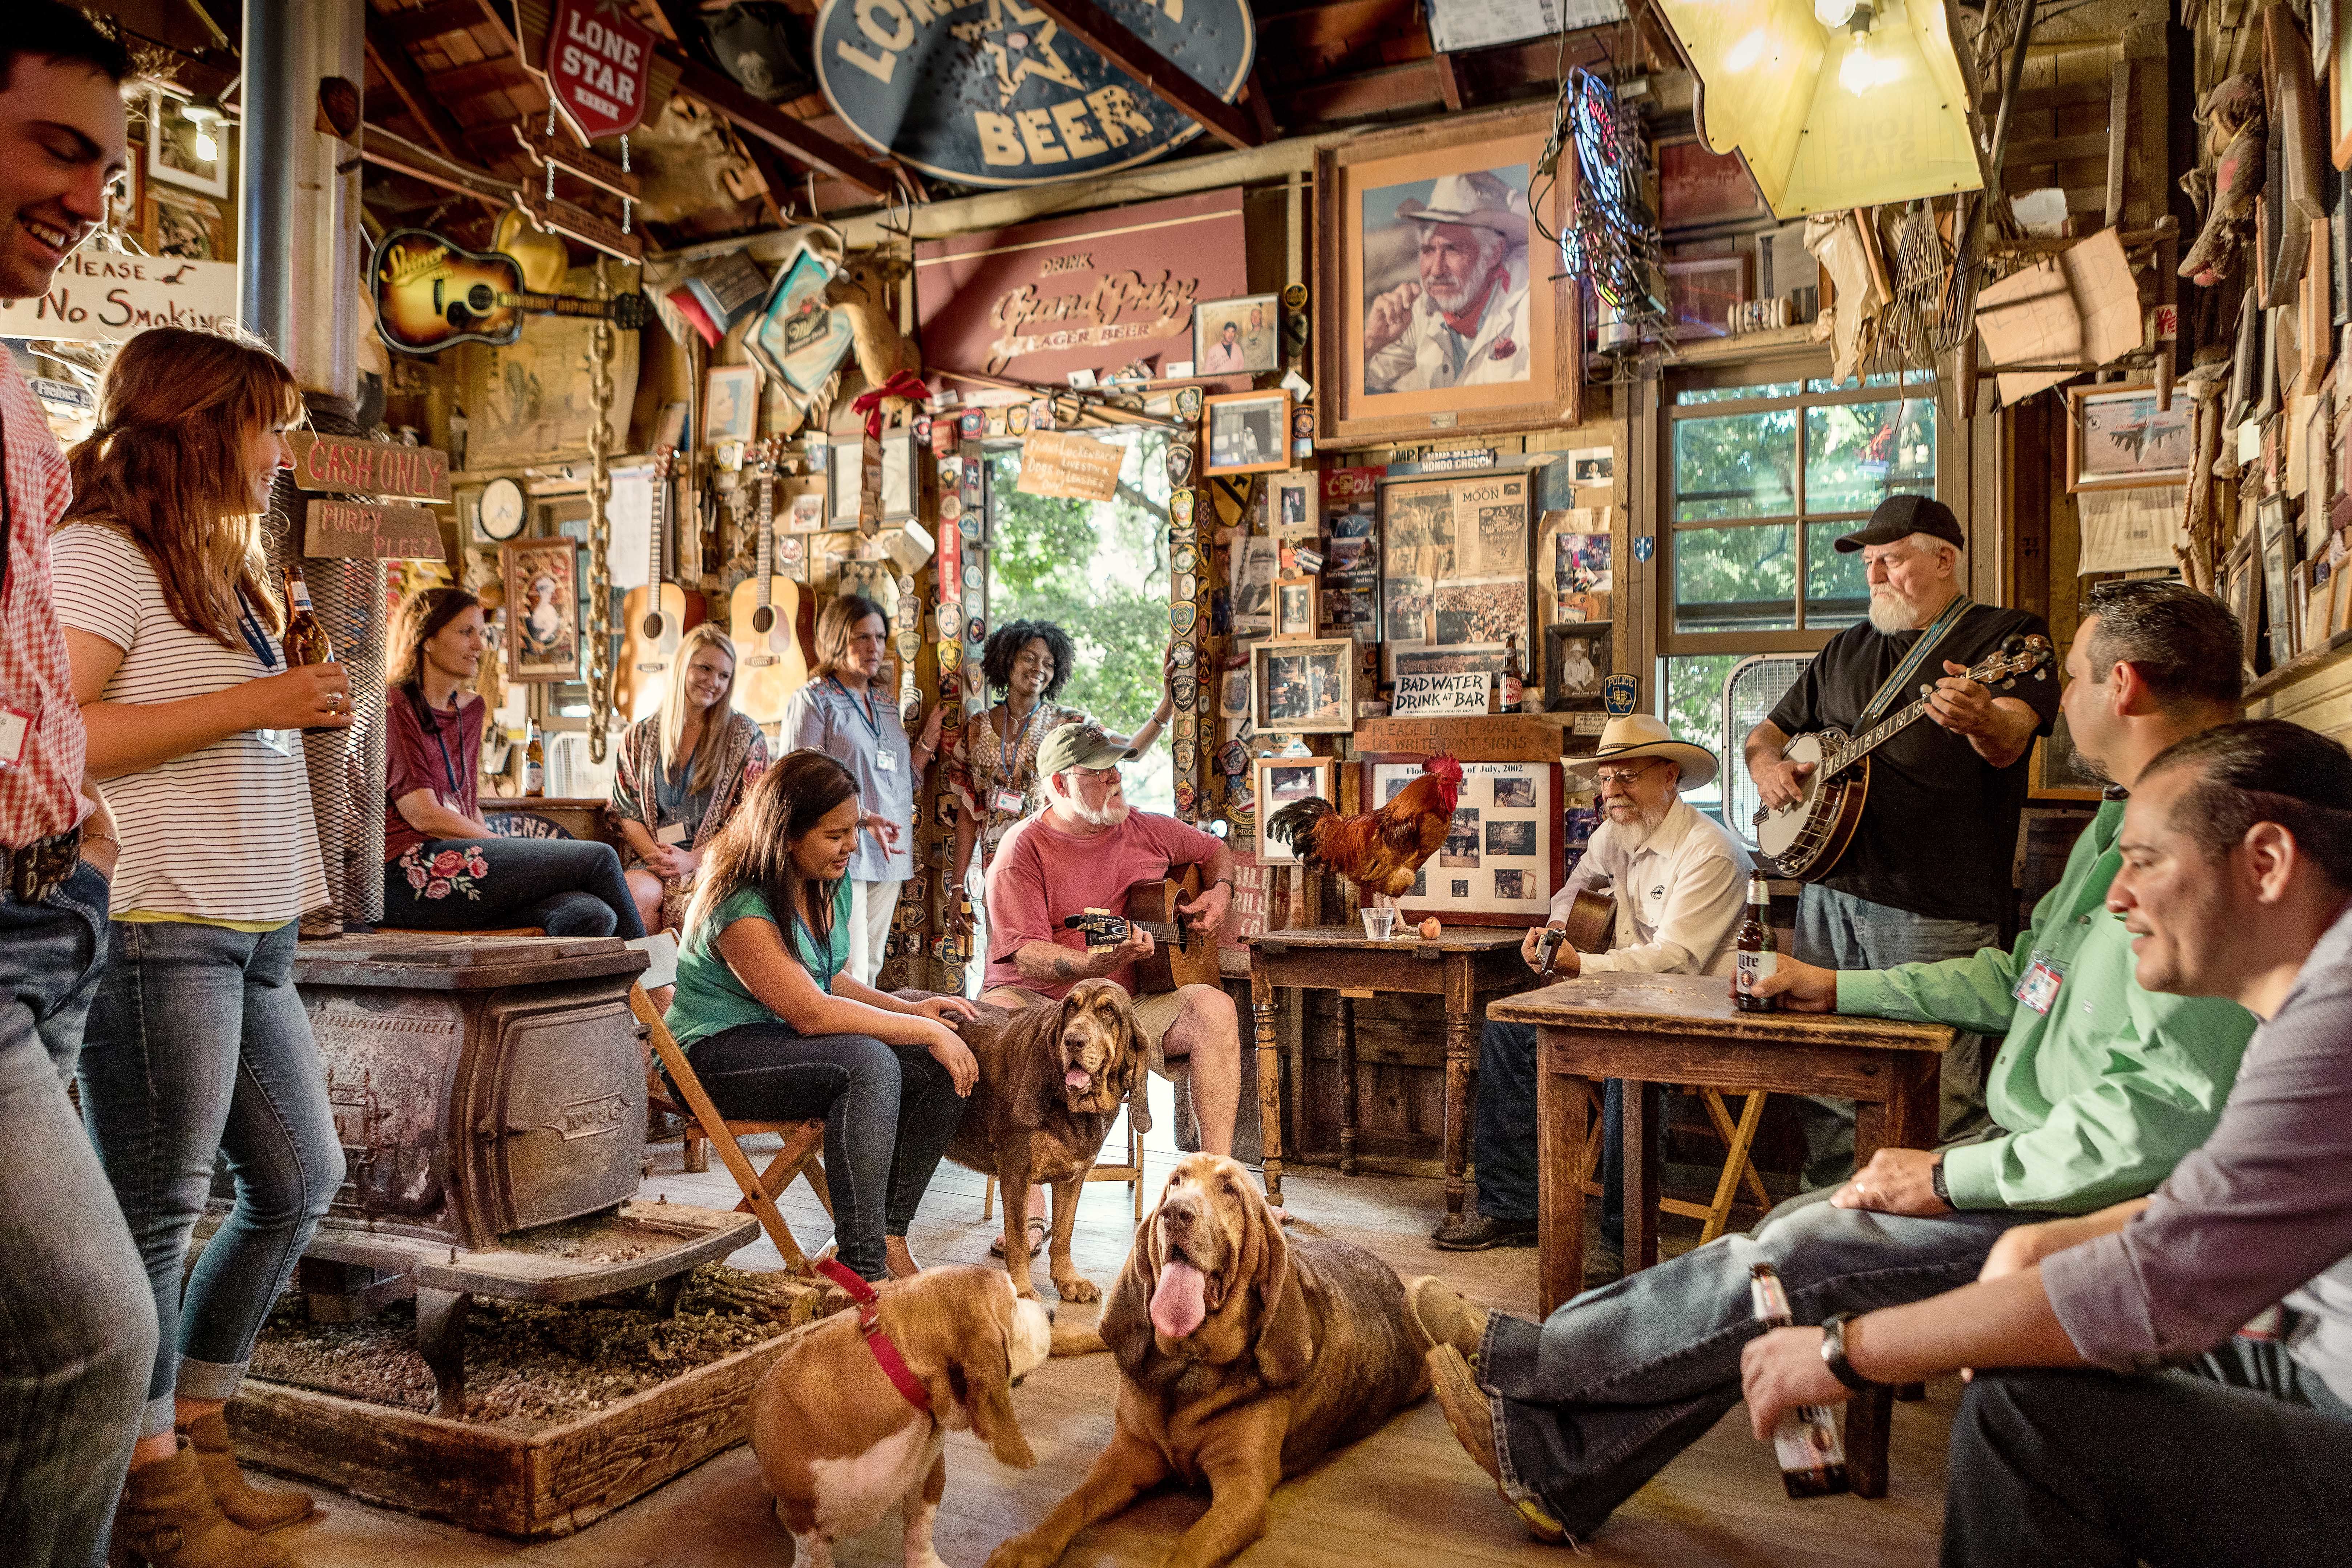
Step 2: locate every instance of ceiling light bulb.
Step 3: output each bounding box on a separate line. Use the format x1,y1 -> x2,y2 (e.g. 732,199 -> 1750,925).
1815,0 -> 1859,27
1839,34 -> 1902,94
194,128 -> 218,162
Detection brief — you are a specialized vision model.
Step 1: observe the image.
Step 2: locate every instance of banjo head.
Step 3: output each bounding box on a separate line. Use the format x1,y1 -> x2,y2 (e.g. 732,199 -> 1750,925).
1751,728 -> 1846,865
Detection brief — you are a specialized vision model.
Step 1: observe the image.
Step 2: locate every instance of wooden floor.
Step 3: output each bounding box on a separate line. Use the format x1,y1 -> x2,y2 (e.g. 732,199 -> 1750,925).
248,1082 -> 1955,1566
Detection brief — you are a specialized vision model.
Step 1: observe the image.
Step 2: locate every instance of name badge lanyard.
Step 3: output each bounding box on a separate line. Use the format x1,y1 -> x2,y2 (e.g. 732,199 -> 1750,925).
832,676 -> 883,743
235,594 -> 280,673
406,686 -> 465,807
993,700 -> 1044,822
791,901 -> 841,994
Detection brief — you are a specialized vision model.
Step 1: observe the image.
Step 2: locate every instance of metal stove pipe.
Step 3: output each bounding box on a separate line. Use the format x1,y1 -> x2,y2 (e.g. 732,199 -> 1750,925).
240,0 -> 384,929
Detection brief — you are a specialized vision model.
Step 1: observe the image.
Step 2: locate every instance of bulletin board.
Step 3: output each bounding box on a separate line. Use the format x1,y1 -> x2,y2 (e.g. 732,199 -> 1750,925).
1363,757 -> 1564,925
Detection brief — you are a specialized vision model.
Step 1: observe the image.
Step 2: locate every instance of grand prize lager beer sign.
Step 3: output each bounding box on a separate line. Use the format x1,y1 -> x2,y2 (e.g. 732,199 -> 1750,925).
816,0 -> 1253,187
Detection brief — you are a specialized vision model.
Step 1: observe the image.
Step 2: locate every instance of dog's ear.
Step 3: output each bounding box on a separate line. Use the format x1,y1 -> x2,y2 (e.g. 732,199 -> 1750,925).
1248,1189 -> 1313,1386
1122,995 -> 1154,1134
956,1309 -> 1038,1470
1099,1181 -> 1166,1377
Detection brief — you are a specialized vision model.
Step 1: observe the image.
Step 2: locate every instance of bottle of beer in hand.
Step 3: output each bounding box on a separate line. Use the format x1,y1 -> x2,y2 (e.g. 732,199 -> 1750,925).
1734,869 -> 1779,1013
282,565 -> 333,667
524,723 -> 546,797
1750,1264 -> 1850,1498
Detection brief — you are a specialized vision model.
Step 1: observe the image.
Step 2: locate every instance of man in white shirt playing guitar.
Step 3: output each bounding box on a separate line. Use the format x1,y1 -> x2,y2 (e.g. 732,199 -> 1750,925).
1744,496 -> 2058,1188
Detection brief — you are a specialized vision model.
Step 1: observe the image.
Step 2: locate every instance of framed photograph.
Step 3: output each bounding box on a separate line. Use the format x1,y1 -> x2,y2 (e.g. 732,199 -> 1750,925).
1381,470 -> 1534,679
1204,391 -> 1292,476
1315,105 -> 1581,448
147,186 -> 229,263
704,364 -> 760,446
1664,256 -> 1752,341
1194,292 -> 1281,375
2226,527 -> 2263,679
2332,551 -> 2352,638
1656,137 -> 1766,230
1251,636 -> 1355,733
1217,666 -> 1252,720
1252,757 -> 1337,862
747,245 -> 855,395
1361,757 -> 1564,924
2260,493 -> 2298,669
146,88 -> 229,197
829,430 -> 917,523
2029,712 -> 2106,801
1270,471 -> 1321,538
502,538 -> 582,682
1544,621 -> 1615,710
2067,384 -> 2196,492
1274,576 -> 1321,640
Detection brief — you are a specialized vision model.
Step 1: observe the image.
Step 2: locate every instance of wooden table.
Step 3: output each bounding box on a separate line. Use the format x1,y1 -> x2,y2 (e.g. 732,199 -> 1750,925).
1246,927 -> 1531,1218
1489,971 -> 1953,1498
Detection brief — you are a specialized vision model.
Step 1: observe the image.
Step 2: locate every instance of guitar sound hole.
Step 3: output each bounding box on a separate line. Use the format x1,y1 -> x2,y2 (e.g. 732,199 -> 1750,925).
641,613 -> 663,638
752,607 -> 775,635
467,283 -> 497,311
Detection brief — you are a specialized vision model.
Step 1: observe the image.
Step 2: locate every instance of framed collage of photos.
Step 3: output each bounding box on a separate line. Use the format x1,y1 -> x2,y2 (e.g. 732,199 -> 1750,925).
1380,470 -> 1534,682
1364,758 -> 1563,923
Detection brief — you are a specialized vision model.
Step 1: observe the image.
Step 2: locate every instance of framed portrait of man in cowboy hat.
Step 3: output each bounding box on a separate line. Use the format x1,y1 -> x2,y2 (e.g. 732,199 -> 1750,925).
1315,107 -> 1583,445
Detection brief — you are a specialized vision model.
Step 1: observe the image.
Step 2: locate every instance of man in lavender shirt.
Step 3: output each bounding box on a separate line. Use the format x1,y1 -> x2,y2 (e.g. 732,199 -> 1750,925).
1741,719 -> 2352,1566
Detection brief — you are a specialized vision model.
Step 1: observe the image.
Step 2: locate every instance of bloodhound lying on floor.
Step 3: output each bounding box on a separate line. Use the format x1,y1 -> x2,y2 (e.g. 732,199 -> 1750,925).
986,1154 -> 1431,1568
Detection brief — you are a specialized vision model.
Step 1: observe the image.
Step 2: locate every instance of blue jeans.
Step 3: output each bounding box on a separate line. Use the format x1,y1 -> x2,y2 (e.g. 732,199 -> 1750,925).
1479,1186 -> 2053,1542
1794,884 -> 2000,1188
77,920 -> 344,1438
1474,1020 -> 1660,1250
675,1023 -> 967,1281
382,836 -> 647,938
0,865 -> 154,1568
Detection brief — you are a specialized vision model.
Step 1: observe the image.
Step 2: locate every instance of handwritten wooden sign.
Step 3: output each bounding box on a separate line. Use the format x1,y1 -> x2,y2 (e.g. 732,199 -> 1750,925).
288,432 -> 451,502
304,499 -> 446,561
1016,431 -> 1125,502
1355,714 -> 1561,761
0,252 -> 237,345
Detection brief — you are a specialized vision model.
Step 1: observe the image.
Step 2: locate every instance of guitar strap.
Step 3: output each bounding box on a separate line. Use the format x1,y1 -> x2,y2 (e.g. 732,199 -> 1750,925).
1858,594 -> 1975,725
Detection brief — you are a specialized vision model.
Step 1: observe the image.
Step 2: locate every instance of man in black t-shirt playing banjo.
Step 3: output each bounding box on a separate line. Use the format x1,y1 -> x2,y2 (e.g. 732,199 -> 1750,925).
1745,494 -> 2060,1188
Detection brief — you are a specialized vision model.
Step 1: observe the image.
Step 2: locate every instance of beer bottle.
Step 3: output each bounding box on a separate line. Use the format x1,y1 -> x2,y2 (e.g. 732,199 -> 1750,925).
282,565 -> 333,666
1500,633 -> 1525,712
1734,869 -> 1779,1013
1749,1264 -> 1850,1498
524,723 -> 546,797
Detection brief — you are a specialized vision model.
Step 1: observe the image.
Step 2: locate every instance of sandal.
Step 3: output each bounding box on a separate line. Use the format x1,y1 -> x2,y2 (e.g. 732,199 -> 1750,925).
989,1215 -> 1049,1258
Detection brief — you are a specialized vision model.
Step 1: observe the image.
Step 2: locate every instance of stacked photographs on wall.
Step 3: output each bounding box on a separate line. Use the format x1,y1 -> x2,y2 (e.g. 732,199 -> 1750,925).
1381,471 -> 1534,682
1320,466 -> 1383,638
1369,759 -> 1557,918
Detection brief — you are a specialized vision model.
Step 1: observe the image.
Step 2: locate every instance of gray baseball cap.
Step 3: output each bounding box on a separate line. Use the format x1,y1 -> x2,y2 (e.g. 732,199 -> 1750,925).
1035,720 -> 1126,776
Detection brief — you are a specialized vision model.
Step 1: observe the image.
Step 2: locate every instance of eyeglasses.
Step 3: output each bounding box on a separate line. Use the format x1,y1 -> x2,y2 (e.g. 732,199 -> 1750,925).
1073,764 -> 1122,785
1592,761 -> 1662,788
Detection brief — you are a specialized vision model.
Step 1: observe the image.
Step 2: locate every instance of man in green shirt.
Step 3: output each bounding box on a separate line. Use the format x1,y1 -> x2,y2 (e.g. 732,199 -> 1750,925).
1409,581 -> 2259,1545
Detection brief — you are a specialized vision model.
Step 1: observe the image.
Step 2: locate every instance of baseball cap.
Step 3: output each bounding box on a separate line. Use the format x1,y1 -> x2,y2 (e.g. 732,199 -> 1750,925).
1035,720 -> 1127,776
1834,493 -> 1964,553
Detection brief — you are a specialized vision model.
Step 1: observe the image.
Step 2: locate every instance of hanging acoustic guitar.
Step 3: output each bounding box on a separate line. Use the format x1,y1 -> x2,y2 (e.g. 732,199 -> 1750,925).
730,439 -> 817,725
372,229 -> 653,355
1753,633 -> 2054,880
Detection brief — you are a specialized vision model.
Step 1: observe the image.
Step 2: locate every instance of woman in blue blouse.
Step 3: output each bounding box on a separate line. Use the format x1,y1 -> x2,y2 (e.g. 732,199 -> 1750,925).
665,749 -> 976,1280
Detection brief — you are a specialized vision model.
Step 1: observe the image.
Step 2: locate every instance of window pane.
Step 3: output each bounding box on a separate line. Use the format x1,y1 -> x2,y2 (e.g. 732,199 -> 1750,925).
1806,372 -> 1904,393
1804,520 -> 1870,629
1676,381 -> 1802,405
1673,409 -> 1797,521
1674,524 -> 1797,632
1663,654 -> 1747,813
1804,398 -> 1935,514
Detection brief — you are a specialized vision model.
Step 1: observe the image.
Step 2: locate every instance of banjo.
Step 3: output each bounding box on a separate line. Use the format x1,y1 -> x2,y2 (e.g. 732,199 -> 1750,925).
1753,634 -> 2054,880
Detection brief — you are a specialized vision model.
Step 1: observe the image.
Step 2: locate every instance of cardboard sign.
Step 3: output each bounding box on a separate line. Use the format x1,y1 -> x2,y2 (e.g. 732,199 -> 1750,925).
304,499 -> 446,561
0,252 -> 237,345
545,0 -> 653,141
1391,671 -> 1493,717
1017,431 -> 1125,501
1356,714 -> 1562,761
287,432 -> 451,502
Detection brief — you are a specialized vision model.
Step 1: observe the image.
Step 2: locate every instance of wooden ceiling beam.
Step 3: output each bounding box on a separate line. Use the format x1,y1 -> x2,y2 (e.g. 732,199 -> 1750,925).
365,11 -> 474,163
655,43 -> 897,199
1022,0 -> 1259,150
356,124 -> 515,214
380,0 -> 499,50
412,56 -> 533,102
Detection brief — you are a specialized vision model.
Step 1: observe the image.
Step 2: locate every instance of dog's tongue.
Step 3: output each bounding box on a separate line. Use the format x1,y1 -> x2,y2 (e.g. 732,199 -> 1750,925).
1065,1067 -> 1092,1091
1151,1258 -> 1209,1339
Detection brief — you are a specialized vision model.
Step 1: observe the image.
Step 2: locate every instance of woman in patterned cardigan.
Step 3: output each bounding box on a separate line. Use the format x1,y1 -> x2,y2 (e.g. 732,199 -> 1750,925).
608,623 -> 769,935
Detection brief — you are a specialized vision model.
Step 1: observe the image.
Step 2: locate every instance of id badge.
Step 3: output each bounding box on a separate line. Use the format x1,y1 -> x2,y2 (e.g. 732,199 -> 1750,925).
993,789 -> 1024,815
876,748 -> 898,773
0,703 -> 31,768
257,728 -> 298,758
656,821 -> 690,846
2014,953 -> 2066,1015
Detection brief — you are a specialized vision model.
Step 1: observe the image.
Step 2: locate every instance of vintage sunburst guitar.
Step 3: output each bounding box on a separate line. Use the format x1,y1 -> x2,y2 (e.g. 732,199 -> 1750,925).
1754,633 -> 2054,880
617,448 -> 707,724
372,229 -> 654,355
728,440 -> 817,725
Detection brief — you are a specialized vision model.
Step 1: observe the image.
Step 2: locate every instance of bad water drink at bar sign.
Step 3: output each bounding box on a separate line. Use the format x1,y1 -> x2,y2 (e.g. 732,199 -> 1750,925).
1391,671 -> 1492,717
545,0 -> 653,141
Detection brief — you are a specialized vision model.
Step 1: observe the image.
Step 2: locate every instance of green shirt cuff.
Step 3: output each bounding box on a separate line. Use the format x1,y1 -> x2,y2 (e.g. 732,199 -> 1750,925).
1938,1140 -> 2003,1209
1836,970 -> 1901,1019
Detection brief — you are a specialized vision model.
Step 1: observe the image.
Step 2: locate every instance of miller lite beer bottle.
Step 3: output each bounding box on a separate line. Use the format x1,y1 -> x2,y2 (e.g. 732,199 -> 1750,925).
1734,870 -> 1779,1013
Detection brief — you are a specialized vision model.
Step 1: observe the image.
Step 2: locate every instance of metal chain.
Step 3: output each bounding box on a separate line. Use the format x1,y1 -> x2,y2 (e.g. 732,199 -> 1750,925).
585,258 -> 617,764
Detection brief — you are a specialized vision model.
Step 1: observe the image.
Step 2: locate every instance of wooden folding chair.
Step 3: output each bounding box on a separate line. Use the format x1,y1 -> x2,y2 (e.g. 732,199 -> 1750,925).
1578,1081 -> 1771,1245
628,982 -> 834,1273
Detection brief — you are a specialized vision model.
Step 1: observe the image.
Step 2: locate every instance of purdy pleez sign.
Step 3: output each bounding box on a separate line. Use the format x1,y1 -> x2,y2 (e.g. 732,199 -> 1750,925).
815,0 -> 1253,187
545,0 -> 654,141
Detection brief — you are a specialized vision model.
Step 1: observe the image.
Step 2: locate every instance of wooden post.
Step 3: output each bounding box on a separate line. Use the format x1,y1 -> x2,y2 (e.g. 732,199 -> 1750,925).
1442,952 -> 1477,1226
1336,991 -> 1361,1175
1537,1034 -> 1586,1317
1251,946 -> 1285,1205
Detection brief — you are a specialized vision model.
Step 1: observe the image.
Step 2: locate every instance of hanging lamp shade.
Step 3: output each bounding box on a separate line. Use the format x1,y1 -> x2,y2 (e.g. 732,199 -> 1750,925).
1653,0 -> 1984,218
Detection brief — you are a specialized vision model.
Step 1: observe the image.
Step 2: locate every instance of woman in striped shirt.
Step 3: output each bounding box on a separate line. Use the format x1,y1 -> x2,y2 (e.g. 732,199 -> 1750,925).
56,326 -> 347,1561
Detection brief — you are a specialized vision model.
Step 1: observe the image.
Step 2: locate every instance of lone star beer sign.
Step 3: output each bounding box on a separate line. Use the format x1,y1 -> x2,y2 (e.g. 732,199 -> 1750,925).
545,0 -> 654,142
815,0 -> 1254,188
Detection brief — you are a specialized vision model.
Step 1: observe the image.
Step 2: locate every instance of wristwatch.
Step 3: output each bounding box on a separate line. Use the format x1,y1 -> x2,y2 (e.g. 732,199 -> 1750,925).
1818,1312 -> 1876,1392
1929,1157 -> 1952,1208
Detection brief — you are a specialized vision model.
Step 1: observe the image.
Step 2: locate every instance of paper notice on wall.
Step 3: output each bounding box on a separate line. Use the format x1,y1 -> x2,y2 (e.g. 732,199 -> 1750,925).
2060,229 -> 2143,369
1975,260 -> 2082,406
2078,486 -> 2183,574
1391,670 -> 1493,716
605,464 -> 653,590
1016,430 -> 1126,501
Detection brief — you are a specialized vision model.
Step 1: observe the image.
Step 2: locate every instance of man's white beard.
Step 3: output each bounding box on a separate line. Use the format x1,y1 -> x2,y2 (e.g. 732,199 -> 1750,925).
1868,587 -> 1926,635
1607,798 -> 1671,848
1425,252 -> 1506,314
1069,796 -> 1130,831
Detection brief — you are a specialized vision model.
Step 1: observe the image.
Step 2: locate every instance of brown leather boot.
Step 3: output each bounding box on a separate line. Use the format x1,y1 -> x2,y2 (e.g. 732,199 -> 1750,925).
178,1413 -> 315,1532
112,1440 -> 291,1568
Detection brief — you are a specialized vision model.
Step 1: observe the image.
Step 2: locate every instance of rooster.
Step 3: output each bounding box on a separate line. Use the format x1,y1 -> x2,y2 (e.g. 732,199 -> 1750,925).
1264,754 -> 1465,901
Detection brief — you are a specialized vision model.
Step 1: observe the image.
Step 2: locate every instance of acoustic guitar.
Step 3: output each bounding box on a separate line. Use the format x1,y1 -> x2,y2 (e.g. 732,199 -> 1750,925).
1063,864 -> 1221,994
728,440 -> 817,725
372,229 -> 653,355
616,449 -> 707,725
1532,889 -> 1616,979
1753,634 -> 2054,880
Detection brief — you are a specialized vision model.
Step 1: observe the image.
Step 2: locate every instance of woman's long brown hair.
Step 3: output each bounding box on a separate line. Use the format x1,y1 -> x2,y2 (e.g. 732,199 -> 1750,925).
386,586 -> 482,693
809,591 -> 888,684
62,326 -> 305,647
683,749 -> 859,982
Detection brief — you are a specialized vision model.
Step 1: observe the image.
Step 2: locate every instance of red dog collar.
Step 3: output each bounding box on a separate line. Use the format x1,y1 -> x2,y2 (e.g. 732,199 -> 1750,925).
817,1259 -> 933,1414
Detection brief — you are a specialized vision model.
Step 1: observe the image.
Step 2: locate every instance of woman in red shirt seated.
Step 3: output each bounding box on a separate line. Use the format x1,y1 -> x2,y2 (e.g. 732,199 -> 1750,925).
379,587 -> 643,937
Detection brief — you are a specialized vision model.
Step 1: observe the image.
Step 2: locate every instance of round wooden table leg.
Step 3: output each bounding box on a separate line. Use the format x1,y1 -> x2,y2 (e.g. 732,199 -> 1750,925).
1252,956 -> 1284,1206
1337,993 -> 1359,1176
1443,960 -> 1474,1225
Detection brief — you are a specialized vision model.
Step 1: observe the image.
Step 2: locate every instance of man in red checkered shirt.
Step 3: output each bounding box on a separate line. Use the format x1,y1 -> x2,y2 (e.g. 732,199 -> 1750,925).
0,13 -> 152,1568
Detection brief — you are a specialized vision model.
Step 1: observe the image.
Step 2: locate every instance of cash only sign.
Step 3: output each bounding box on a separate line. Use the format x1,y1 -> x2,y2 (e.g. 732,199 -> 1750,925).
815,0 -> 1253,187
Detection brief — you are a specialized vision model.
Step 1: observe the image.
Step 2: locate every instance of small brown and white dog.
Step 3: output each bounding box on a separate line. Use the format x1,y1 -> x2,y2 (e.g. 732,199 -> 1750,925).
751,1264 -> 1055,1567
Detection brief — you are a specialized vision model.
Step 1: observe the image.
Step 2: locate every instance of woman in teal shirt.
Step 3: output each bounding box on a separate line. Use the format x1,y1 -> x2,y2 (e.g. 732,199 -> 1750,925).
668,749 -> 979,1280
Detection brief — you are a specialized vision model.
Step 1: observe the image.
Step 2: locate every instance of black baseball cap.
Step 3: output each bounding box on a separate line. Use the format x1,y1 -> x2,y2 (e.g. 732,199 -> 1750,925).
1833,494 -> 1964,553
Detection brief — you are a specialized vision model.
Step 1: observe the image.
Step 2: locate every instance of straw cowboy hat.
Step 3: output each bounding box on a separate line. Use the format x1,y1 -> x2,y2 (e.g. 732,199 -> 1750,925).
1565,714 -> 1719,792
1395,170 -> 1531,243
